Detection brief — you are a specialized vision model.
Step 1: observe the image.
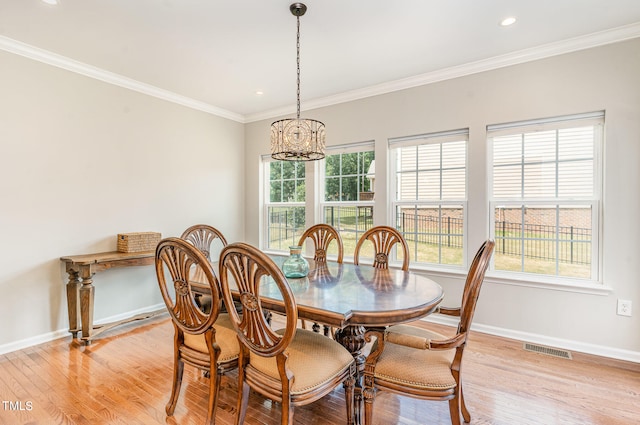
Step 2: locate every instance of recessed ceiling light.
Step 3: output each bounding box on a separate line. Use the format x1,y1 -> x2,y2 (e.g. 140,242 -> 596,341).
255,90 -> 264,96
501,17 -> 517,26
41,0 -> 59,4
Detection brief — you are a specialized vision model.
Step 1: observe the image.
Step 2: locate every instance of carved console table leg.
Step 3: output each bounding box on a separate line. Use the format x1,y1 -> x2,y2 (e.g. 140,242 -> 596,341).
79,265 -> 95,345
61,251 -> 158,345
65,266 -> 81,338
334,325 -> 367,425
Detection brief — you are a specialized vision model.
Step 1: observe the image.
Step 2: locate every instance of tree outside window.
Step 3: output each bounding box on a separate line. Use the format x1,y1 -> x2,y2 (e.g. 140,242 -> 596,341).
266,160 -> 305,251
322,148 -> 375,260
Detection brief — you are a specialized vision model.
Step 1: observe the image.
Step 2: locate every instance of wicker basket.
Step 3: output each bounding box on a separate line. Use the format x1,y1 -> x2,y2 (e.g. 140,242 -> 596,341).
117,232 -> 162,253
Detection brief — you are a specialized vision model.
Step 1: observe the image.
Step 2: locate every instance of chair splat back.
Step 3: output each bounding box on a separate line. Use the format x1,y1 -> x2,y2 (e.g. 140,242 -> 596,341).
297,224 -> 344,336
181,224 -> 229,314
354,225 -> 410,271
298,224 -> 344,263
458,239 -> 494,336
156,238 -> 219,333
181,224 -> 228,261
219,243 -> 297,357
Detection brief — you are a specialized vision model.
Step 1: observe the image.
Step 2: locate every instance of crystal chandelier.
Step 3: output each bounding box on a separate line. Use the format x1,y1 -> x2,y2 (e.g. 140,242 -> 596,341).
270,3 -> 325,161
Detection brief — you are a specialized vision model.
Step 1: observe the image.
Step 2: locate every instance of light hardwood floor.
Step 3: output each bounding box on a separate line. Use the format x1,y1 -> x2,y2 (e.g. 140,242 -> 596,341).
0,315 -> 638,425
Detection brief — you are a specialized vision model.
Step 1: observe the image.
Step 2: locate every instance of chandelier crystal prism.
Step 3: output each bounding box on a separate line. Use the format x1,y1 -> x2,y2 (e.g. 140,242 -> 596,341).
270,3 -> 325,161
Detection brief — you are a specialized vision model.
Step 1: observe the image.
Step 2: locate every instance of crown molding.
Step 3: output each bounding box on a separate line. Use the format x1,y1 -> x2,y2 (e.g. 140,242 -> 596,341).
0,35 -> 245,123
2,22 -> 640,125
245,22 -> 640,123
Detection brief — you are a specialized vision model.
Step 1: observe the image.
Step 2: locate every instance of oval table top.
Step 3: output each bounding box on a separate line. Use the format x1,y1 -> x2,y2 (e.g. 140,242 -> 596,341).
258,257 -> 444,329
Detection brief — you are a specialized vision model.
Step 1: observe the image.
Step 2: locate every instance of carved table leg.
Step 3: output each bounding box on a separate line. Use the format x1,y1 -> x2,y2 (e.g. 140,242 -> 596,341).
334,325 -> 367,425
65,266 -> 81,338
79,265 -> 95,345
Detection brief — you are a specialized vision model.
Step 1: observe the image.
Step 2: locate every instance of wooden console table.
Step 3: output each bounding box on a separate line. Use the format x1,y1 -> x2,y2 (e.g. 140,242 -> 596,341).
61,251 -> 163,345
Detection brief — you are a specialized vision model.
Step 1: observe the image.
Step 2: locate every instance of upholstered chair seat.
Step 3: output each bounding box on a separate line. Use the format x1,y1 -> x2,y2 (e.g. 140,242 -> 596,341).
183,314 -> 240,364
376,327 -> 457,392
249,328 -> 355,395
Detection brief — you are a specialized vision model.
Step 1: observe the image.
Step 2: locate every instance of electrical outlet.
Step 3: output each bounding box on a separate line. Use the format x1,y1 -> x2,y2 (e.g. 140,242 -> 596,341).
617,299 -> 632,317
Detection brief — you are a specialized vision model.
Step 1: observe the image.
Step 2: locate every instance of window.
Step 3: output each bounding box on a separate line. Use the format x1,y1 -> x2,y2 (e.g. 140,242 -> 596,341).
264,158 -> 306,252
320,143 -> 375,259
489,111 -> 603,280
390,130 -> 468,267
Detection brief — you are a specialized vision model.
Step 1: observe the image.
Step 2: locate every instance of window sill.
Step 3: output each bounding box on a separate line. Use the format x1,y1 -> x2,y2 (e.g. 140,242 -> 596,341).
263,249 -> 612,296
484,272 -> 612,295
409,265 -> 612,296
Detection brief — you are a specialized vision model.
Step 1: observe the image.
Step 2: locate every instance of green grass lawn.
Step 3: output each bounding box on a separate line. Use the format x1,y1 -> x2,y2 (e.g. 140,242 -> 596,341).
272,231 -> 591,278
268,206 -> 591,279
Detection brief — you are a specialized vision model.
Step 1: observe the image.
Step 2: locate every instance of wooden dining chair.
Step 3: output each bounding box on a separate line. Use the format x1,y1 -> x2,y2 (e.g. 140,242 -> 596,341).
362,240 -> 495,425
155,237 -> 239,425
181,224 -> 228,313
181,224 -> 228,261
297,223 -> 344,264
354,225 -> 410,271
297,223 -> 343,334
218,242 -> 356,425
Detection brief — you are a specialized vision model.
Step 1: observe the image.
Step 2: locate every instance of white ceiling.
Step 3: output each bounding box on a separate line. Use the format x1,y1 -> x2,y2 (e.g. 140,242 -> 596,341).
2,0 -> 640,122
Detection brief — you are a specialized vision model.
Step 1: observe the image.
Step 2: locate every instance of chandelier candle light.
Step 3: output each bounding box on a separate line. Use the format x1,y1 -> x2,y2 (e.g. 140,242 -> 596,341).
270,3 -> 325,161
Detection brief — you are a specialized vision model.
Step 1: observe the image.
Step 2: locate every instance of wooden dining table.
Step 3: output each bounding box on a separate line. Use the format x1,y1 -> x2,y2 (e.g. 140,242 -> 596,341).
261,256 -> 443,355
226,256 -> 445,425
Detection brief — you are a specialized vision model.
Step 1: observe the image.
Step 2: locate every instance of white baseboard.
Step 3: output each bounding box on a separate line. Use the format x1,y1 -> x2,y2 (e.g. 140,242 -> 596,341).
3,306 -> 638,364
0,303 -> 166,356
424,315 -> 640,364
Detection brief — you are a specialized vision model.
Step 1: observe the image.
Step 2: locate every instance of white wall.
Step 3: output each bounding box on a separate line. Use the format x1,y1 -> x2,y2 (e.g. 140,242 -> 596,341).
244,38 -> 640,360
0,50 -> 245,351
1,36 -> 638,361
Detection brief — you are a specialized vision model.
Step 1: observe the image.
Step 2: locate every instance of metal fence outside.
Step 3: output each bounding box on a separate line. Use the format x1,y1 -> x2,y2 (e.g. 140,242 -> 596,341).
267,207 -> 305,249
398,214 -> 464,248
268,209 -> 591,266
398,213 -> 590,266
494,220 -> 591,265
324,206 -> 374,232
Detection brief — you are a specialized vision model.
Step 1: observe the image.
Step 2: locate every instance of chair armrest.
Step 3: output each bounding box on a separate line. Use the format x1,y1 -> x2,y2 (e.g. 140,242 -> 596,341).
384,325 -> 466,351
385,330 -> 430,349
437,306 -> 461,317
364,327 -> 387,364
427,333 -> 466,350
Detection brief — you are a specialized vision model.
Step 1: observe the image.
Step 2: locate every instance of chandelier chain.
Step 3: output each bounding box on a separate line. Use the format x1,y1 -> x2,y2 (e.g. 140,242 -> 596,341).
296,14 -> 301,120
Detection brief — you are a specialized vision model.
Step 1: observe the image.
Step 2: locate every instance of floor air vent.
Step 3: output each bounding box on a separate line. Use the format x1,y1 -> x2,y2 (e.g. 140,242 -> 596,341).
523,343 -> 572,360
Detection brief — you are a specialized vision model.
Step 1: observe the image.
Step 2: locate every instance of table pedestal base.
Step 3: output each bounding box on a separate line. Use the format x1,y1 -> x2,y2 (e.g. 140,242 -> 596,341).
335,325 -> 367,425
